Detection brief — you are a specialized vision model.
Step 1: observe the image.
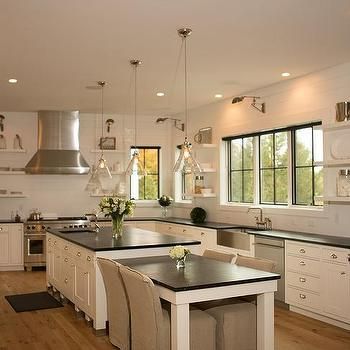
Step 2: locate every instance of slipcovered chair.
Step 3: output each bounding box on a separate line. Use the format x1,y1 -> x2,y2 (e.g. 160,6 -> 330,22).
199,254 -> 276,350
202,249 -> 236,263
119,265 -> 217,350
97,258 -> 130,350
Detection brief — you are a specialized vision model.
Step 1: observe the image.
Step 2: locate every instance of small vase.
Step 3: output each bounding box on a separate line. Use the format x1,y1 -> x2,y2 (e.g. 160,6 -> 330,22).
112,215 -> 124,238
161,206 -> 168,217
176,256 -> 186,269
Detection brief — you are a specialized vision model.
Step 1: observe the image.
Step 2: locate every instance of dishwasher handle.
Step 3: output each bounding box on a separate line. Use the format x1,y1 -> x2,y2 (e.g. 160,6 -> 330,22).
253,237 -> 285,248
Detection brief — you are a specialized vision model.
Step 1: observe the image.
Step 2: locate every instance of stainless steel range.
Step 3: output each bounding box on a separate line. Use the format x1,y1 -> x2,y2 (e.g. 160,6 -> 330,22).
24,217 -> 90,271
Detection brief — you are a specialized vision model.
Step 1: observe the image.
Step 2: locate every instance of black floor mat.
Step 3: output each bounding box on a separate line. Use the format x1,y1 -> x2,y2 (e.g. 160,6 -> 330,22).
5,291 -> 63,312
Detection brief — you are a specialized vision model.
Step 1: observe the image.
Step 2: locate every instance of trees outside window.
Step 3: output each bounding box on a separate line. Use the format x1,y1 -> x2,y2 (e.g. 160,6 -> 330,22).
228,137 -> 254,203
130,147 -> 160,200
225,122 -> 322,207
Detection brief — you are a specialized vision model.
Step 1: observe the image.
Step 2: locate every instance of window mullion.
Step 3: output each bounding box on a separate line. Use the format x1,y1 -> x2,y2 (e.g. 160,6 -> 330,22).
288,131 -> 293,206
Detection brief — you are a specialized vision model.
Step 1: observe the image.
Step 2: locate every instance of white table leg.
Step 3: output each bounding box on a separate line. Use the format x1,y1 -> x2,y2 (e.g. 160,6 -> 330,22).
256,291 -> 274,350
171,303 -> 190,350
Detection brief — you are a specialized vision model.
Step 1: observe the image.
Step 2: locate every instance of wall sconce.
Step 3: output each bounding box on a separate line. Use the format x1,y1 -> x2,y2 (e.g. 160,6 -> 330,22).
155,117 -> 185,132
232,95 -> 266,113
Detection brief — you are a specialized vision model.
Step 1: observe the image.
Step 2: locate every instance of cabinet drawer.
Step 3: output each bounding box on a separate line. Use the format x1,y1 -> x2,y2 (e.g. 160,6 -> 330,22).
287,287 -> 321,310
287,271 -> 321,293
71,244 -> 94,267
287,241 -> 320,259
0,225 -> 9,233
286,255 -> 321,276
322,247 -> 350,265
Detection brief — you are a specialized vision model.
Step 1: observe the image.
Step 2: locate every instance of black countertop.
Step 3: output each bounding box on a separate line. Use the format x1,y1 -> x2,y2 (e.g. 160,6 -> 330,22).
117,255 -> 280,292
47,226 -> 200,252
99,216 -> 243,230
0,220 -> 23,224
246,229 -> 350,249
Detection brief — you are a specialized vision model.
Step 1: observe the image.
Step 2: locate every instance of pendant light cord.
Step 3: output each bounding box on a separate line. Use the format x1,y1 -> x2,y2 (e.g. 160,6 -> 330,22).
184,36 -> 188,138
134,64 -> 137,150
101,83 -> 104,155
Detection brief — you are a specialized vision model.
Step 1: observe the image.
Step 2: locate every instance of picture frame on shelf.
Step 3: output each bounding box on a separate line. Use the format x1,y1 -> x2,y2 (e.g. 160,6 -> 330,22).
99,137 -> 116,150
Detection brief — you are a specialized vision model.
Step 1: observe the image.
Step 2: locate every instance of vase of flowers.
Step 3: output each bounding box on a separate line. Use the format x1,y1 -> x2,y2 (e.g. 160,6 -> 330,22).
99,195 -> 135,238
158,195 -> 173,217
169,245 -> 191,268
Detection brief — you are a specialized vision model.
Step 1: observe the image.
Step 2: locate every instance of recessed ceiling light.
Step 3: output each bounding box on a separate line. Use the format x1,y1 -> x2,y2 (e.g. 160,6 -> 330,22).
8,78 -> 18,84
156,92 -> 165,97
281,72 -> 290,77
215,94 -> 223,98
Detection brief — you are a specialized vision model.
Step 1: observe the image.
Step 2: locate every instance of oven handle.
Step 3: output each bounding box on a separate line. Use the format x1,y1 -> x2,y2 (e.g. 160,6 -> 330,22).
24,233 -> 46,237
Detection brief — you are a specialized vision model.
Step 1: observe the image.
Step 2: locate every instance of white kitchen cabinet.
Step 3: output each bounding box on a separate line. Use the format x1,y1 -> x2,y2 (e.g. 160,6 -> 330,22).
46,233 -> 95,318
285,240 -> 350,327
0,223 -> 23,271
155,222 -> 216,253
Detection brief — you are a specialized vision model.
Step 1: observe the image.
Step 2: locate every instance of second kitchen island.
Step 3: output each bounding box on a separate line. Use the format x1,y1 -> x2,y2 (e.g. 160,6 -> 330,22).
46,226 -> 201,331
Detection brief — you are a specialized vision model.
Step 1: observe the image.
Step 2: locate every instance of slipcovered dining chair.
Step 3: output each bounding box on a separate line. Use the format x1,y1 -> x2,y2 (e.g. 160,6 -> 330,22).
202,249 -> 236,263
200,254 -> 276,350
119,264 -> 217,350
97,258 -> 130,350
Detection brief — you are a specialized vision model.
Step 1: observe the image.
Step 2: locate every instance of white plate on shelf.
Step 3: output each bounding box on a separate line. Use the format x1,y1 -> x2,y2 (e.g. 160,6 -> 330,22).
330,135 -> 350,160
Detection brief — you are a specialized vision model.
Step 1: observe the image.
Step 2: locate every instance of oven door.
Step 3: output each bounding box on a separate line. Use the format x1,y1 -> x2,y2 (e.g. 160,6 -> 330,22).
24,233 -> 46,265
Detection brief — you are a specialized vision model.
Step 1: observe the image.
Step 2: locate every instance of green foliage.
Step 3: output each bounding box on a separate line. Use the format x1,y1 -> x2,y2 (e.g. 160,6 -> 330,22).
190,207 -> 207,223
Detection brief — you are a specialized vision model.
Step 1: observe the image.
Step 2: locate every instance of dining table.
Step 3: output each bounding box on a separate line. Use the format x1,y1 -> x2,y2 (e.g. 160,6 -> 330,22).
117,254 -> 280,350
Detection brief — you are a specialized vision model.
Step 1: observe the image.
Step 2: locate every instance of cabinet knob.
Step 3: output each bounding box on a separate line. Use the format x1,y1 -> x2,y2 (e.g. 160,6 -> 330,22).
64,278 -> 68,284
48,238 -> 51,242
64,258 -> 68,262
0,227 -> 3,231
201,232 -> 205,236
77,252 -> 81,257
84,272 -> 88,275
299,261 -> 306,266
64,246 -> 68,250
330,253 -> 338,259
299,294 -> 306,299
182,229 -> 186,233
299,277 -> 306,283
299,248 -> 306,254
340,271 -> 346,275
87,256 -> 91,262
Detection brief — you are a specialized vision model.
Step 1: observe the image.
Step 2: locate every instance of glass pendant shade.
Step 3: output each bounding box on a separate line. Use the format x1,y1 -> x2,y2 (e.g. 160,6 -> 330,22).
173,137 -> 202,173
126,149 -> 146,176
84,166 -> 102,193
95,154 -> 112,178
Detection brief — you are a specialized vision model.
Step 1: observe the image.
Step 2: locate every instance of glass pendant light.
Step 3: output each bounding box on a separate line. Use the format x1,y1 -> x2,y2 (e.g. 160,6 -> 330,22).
173,28 -> 202,174
125,60 -> 147,176
94,81 -> 112,178
85,81 -> 111,192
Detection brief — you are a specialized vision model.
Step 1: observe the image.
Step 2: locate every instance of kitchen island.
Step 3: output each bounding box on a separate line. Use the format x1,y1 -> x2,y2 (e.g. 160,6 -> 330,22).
46,226 -> 201,331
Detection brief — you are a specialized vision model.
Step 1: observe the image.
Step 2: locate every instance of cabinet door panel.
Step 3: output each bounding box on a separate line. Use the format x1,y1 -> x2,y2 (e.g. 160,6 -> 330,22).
0,232 -> 10,264
322,263 -> 350,320
9,226 -> 23,265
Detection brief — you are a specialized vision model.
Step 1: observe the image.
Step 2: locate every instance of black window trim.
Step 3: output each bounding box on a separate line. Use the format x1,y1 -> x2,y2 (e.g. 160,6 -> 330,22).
224,121 -> 322,206
129,145 -> 161,200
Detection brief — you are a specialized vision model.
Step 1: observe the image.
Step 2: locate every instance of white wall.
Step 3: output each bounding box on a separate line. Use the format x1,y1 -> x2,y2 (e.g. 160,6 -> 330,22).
0,112 -> 172,219
172,62 -> 350,237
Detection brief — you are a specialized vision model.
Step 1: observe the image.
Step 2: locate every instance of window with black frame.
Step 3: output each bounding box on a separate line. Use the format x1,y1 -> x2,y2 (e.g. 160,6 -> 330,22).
228,137 -> 254,203
259,131 -> 288,205
292,125 -> 323,206
130,146 -> 160,200
224,121 -> 322,206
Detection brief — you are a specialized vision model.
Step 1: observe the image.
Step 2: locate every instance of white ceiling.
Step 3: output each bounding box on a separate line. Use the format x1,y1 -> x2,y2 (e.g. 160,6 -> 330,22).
1,0 -> 350,116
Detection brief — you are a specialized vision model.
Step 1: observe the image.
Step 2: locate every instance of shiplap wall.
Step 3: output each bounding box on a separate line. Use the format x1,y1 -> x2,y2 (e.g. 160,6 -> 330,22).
0,112 -> 172,219
172,62 -> 350,237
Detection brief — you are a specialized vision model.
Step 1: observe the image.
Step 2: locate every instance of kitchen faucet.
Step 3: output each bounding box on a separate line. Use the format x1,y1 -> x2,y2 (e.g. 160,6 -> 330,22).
247,207 -> 272,230
85,212 -> 101,232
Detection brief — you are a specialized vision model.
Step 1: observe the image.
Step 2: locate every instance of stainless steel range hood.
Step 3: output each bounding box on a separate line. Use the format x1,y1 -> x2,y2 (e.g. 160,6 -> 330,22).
25,111 -> 90,174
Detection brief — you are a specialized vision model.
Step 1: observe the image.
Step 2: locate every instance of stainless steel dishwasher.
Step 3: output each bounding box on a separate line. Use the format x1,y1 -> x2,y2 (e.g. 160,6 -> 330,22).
254,236 -> 285,302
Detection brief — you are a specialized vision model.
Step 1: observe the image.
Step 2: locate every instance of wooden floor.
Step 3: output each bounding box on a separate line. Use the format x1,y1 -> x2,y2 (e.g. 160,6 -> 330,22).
0,271 -> 349,350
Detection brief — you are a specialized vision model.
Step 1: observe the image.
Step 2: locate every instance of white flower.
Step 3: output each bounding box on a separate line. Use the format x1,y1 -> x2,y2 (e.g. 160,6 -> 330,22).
169,245 -> 191,259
